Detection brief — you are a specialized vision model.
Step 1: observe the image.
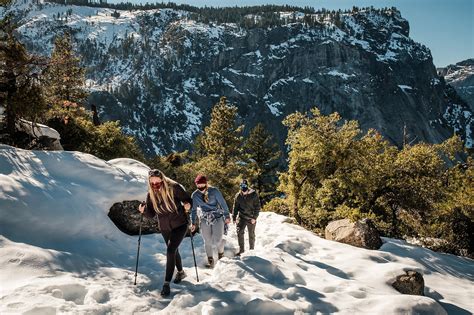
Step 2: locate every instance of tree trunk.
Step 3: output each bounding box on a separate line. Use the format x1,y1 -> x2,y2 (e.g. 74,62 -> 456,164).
391,204 -> 398,237
292,184 -> 303,225
5,67 -> 16,135
257,176 -> 263,196
292,192 -> 302,225
291,176 -> 308,226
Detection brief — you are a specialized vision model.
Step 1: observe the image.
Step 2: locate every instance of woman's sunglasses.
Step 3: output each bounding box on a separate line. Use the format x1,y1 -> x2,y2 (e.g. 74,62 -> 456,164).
148,170 -> 163,178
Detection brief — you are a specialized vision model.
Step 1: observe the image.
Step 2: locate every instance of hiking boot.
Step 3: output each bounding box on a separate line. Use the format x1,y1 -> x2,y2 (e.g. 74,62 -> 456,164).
173,270 -> 186,284
218,252 -> 224,260
235,250 -> 244,257
160,283 -> 170,297
205,257 -> 214,268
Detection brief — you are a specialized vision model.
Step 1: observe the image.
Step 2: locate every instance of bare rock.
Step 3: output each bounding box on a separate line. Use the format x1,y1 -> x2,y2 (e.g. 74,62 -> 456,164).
108,200 -> 159,236
325,218 -> 382,250
392,270 -> 425,296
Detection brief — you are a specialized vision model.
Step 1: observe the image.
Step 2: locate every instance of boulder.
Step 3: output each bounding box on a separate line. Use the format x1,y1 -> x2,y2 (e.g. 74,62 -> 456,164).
392,270 -> 425,296
108,200 -> 159,235
15,119 -> 64,151
325,218 -> 382,250
36,135 -> 63,150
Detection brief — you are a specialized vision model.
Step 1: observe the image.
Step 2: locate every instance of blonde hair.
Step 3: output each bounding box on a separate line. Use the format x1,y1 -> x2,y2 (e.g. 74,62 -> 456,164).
148,170 -> 178,214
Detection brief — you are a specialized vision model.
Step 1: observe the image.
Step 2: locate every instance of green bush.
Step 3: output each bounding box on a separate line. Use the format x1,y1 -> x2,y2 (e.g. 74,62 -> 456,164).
88,121 -> 144,161
279,107 -> 468,244
46,115 -> 144,161
262,197 -> 291,216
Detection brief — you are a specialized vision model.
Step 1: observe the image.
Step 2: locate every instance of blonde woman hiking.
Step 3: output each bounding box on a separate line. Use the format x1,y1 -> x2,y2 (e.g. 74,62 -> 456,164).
138,169 -> 192,297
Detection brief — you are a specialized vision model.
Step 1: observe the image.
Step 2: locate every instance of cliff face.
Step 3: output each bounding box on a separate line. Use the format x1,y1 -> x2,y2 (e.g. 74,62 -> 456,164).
3,1 -> 472,154
437,59 -> 474,147
439,59 -> 474,111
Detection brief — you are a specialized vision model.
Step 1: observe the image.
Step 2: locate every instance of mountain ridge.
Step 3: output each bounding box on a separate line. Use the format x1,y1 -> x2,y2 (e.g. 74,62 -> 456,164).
439,58 -> 474,112
2,0 -> 472,155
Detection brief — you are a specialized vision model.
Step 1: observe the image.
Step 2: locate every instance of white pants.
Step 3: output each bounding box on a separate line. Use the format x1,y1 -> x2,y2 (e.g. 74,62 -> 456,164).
200,219 -> 225,258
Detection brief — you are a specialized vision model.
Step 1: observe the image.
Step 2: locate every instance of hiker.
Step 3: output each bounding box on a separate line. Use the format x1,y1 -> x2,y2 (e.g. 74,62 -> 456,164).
138,169 -> 192,297
232,179 -> 261,256
190,174 -> 230,268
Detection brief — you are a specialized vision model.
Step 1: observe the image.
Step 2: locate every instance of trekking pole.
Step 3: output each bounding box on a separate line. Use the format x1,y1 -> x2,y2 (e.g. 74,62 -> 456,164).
190,229 -> 199,282
134,213 -> 143,285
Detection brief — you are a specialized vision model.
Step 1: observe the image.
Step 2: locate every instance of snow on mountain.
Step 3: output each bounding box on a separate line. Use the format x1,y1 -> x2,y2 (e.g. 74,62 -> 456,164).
443,102 -> 473,147
3,0 -> 470,154
440,59 -> 474,115
1,145 -> 473,314
436,60 -> 474,147
443,60 -> 474,85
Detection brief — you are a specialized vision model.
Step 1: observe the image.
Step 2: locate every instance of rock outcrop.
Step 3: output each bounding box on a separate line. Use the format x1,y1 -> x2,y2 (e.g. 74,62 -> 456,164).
108,200 -> 159,236
325,218 -> 382,250
439,59 -> 474,112
392,270 -> 425,296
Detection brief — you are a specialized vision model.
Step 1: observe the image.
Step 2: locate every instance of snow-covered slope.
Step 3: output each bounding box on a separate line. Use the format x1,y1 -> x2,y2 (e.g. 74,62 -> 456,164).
442,59 -> 474,86
0,145 -> 473,314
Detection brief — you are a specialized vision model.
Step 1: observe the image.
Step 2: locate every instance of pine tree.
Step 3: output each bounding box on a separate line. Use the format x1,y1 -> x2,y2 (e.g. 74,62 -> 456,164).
0,0 -> 12,6
278,107 -> 468,242
202,96 -> 243,167
244,123 -> 281,202
0,17 -> 47,136
84,120 -> 144,161
43,32 -> 88,107
191,132 -> 206,161
280,108 -> 361,226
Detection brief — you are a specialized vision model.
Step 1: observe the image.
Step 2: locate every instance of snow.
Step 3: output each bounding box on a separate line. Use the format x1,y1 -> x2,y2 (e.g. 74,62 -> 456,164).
181,19 -> 223,40
465,121 -> 473,147
266,101 -> 284,117
0,0 -> 439,154
398,84 -> 413,91
1,145 -> 473,314
348,38 -> 371,50
343,15 -> 364,36
107,158 -> 150,178
327,70 -> 356,80
226,68 -> 263,78
442,102 -> 473,148
15,3 -> 147,54
431,78 -> 441,86
445,63 -> 474,84
278,11 -> 305,21
182,96 -> 203,139
377,50 -> 398,62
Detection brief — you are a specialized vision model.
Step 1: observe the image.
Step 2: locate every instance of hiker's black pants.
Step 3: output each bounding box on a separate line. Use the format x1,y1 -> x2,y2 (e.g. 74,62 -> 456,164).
161,223 -> 188,282
237,218 -> 256,252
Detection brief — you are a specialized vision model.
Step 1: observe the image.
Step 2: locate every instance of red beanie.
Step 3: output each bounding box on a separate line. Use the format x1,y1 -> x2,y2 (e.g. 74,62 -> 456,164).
194,174 -> 207,185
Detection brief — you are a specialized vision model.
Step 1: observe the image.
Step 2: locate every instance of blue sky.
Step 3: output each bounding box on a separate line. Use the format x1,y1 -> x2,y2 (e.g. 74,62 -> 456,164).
112,0 -> 473,67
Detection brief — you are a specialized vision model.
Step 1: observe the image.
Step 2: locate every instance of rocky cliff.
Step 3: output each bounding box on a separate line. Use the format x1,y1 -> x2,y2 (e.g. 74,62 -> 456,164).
439,59 -> 474,111
2,0 -> 472,154
438,59 -> 474,147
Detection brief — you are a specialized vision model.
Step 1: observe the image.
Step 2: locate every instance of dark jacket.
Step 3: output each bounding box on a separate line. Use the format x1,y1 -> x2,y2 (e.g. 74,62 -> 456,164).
143,182 -> 192,232
232,189 -> 261,221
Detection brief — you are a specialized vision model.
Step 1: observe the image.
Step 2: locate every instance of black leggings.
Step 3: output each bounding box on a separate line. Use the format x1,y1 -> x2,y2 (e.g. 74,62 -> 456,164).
161,223 -> 188,282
